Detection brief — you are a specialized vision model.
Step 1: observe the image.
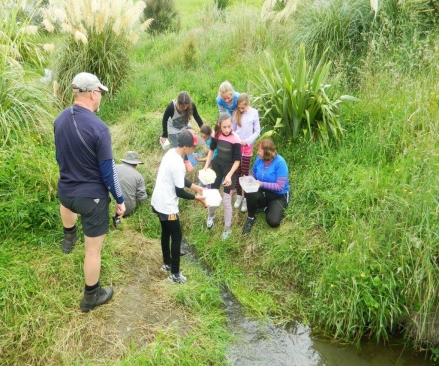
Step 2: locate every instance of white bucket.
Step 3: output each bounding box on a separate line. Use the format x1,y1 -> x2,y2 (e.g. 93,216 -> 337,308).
202,189 -> 222,207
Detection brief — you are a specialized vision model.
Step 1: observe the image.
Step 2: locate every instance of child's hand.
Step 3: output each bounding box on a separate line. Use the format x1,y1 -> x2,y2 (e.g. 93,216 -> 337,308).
223,175 -> 232,186
196,195 -> 207,208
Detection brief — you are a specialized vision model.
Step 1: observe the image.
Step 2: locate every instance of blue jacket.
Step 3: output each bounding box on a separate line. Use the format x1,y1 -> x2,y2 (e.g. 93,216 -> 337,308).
216,92 -> 240,115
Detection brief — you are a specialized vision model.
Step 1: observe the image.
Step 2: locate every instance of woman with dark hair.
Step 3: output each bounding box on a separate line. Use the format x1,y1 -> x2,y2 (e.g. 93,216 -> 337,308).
203,112 -> 241,240
242,138 -> 289,235
160,91 -> 204,171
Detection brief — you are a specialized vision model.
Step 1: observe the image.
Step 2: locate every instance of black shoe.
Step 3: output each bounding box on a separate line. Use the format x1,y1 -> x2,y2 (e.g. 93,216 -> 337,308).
242,217 -> 255,235
62,226 -> 78,254
255,207 -> 267,215
80,286 -> 113,312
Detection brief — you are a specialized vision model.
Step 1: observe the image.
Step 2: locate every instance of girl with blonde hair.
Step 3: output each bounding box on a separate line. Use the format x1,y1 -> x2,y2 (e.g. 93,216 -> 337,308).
232,93 -> 260,212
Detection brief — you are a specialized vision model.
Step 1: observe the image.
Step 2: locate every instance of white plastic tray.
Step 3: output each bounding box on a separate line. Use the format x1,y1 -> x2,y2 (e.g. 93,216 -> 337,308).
239,176 -> 259,193
202,189 -> 222,207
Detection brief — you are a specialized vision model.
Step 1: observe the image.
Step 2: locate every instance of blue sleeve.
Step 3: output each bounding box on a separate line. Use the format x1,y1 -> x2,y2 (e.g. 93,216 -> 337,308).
276,158 -> 288,178
99,159 -> 124,204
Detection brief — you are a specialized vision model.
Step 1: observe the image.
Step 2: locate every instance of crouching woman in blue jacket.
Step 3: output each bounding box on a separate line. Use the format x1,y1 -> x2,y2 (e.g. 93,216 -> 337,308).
242,138 -> 289,235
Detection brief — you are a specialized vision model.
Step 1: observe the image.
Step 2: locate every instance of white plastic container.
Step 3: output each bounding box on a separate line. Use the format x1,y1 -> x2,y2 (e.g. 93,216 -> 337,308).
199,168 -> 216,185
239,176 -> 259,193
202,189 -> 222,207
159,137 -> 170,150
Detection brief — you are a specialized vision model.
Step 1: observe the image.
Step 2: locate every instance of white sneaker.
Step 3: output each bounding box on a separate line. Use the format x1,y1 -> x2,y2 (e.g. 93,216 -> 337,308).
222,230 -> 232,241
234,195 -> 243,209
168,271 -> 187,284
207,215 -> 215,229
241,198 -> 247,212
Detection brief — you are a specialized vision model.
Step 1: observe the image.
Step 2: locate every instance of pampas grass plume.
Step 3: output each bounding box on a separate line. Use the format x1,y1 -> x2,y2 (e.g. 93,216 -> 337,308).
370,0 -> 378,16
74,30 -> 88,44
43,43 -> 55,52
43,19 -> 54,33
21,26 -> 38,35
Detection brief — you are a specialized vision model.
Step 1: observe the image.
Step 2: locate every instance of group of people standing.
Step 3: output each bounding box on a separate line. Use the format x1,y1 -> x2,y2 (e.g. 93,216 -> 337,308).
53,73 -> 290,312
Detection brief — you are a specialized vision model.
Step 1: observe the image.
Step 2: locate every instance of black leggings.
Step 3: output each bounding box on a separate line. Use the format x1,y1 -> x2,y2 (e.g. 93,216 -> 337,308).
159,218 -> 182,274
246,189 -> 288,227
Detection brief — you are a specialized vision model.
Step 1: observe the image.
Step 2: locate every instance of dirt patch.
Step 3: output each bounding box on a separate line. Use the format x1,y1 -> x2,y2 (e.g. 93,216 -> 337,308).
51,230 -> 190,363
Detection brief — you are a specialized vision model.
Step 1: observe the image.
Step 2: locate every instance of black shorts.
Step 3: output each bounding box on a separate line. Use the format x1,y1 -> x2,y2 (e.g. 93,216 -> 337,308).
211,159 -> 236,194
58,195 -> 110,237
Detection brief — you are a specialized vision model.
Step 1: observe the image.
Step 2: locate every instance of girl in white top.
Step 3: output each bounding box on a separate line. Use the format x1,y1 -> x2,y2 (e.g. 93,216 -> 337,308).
232,93 -> 260,212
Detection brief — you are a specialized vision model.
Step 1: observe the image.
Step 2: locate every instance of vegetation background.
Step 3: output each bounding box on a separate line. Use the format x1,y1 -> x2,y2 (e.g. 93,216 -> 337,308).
2,0 -> 439,364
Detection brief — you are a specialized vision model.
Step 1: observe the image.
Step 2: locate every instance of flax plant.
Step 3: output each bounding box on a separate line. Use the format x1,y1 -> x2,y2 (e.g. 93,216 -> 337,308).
41,0 -> 152,104
253,44 -> 358,145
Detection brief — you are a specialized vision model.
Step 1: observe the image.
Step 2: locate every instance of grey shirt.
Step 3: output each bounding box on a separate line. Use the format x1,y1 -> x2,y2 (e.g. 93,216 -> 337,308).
115,163 -> 147,215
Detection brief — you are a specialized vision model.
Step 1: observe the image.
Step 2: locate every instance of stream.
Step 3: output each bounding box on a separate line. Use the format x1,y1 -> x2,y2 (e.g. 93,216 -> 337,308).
182,240 -> 434,365
223,291 -> 433,366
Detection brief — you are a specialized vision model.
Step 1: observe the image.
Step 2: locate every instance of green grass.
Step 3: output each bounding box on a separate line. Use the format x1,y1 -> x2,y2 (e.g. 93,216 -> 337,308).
4,0 -> 439,363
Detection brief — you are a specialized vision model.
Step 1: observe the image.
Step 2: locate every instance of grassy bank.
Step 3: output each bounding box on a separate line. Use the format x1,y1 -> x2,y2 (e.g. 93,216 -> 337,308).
3,0 -> 439,364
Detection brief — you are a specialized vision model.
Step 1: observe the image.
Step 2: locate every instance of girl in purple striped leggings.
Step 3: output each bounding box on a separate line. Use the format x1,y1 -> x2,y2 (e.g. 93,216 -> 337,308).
232,93 -> 261,212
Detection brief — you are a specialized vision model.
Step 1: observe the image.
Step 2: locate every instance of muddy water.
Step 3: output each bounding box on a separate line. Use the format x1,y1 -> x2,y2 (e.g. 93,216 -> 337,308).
223,292 -> 433,366
181,241 -> 433,365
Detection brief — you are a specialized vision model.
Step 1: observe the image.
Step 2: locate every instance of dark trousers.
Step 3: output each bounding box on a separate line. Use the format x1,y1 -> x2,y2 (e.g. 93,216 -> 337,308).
159,218 -> 182,274
246,189 -> 288,227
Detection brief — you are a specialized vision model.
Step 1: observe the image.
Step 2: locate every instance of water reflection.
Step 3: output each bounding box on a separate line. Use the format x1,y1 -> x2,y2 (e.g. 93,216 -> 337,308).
223,292 -> 433,366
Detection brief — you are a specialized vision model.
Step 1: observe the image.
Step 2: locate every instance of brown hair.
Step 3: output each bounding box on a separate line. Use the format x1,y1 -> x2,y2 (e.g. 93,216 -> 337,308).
233,93 -> 250,127
200,123 -> 212,136
258,138 -> 277,161
214,112 -> 232,142
176,91 -> 193,124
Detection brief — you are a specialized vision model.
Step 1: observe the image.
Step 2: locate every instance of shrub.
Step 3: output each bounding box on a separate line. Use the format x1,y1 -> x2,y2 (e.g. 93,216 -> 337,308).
143,0 -> 181,35
182,34 -> 199,68
214,0 -> 232,11
41,0 -> 152,105
252,44 -> 358,145
0,141 -> 59,238
290,0 -> 372,61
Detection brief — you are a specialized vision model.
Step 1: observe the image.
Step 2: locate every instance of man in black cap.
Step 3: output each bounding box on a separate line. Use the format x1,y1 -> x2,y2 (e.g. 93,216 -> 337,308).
116,151 -> 147,216
54,72 -> 126,312
151,129 -> 206,284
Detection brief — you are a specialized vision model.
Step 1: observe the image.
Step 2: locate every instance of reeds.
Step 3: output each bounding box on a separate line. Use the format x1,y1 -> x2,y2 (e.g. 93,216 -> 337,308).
41,0 -> 152,104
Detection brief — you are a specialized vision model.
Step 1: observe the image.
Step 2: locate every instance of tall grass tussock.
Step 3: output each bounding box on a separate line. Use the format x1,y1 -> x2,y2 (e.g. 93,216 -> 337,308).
41,0 -> 152,104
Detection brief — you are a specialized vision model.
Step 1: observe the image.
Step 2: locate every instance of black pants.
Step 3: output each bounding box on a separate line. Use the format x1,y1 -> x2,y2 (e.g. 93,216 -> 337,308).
246,189 -> 288,227
154,210 -> 182,275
